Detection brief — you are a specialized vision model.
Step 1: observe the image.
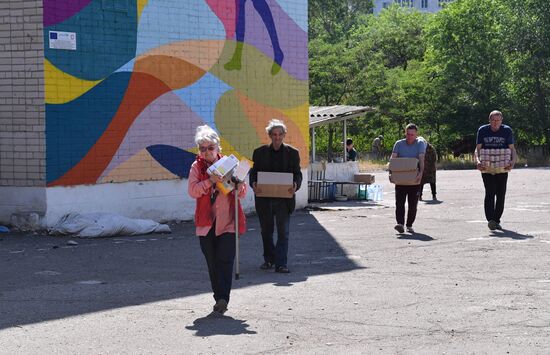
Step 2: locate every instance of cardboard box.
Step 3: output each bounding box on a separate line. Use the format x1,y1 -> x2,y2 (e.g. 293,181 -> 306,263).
233,159 -> 252,182
256,172 -> 293,198
207,155 -> 239,177
214,158 -> 253,195
389,158 -> 419,185
389,157 -> 418,172
354,173 -> 375,184
479,148 -> 511,174
390,171 -> 419,185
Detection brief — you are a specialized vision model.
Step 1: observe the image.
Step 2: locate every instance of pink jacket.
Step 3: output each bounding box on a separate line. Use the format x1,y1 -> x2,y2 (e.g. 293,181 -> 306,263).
187,161 -> 247,236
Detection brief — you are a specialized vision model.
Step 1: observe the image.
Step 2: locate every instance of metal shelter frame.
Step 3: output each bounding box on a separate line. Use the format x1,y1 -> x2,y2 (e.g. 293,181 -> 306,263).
309,105 -> 376,161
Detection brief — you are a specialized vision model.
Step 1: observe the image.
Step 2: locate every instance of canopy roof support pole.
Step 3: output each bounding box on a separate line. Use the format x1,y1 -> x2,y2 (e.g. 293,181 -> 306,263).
343,119 -> 347,162
312,127 -> 316,162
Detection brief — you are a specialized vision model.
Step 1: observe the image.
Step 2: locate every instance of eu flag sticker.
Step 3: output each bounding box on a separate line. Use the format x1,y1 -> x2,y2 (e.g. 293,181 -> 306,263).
50,31 -> 58,39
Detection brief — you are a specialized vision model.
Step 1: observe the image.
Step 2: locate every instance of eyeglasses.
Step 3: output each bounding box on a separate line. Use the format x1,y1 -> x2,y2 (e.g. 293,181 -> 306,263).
198,145 -> 217,153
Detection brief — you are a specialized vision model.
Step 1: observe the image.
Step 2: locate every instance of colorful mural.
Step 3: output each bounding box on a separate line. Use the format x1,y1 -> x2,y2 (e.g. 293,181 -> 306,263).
43,0 -> 308,186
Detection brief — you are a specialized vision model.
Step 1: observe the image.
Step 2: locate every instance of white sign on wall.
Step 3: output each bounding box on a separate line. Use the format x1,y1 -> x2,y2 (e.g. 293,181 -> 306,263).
49,31 -> 77,50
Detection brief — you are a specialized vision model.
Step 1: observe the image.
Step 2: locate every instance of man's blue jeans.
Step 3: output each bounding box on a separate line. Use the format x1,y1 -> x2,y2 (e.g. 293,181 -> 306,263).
256,198 -> 290,268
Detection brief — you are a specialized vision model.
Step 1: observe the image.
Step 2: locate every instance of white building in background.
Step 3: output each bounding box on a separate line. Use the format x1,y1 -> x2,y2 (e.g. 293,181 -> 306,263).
373,0 -> 455,15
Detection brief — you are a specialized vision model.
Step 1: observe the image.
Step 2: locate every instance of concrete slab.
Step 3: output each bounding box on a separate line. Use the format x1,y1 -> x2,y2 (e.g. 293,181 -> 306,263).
1,168 -> 549,353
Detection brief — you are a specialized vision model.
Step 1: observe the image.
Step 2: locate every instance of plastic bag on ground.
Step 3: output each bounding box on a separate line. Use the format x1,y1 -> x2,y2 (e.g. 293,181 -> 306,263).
50,213 -> 171,238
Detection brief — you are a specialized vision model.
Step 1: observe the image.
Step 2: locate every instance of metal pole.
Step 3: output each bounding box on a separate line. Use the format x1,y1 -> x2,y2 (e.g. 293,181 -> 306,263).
343,119 -> 347,161
234,182 -> 240,280
312,127 -> 316,162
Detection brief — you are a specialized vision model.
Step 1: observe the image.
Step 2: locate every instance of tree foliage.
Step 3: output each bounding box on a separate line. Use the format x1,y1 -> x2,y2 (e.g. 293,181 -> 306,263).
309,0 -> 550,156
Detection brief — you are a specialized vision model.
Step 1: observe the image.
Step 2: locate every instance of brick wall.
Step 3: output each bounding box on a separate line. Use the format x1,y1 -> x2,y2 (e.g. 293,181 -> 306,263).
0,0 -> 45,187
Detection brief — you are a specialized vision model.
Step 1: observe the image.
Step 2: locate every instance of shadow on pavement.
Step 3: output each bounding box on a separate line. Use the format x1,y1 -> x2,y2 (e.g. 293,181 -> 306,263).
397,233 -> 434,242
0,210 -> 361,330
489,229 -> 534,240
422,199 -> 443,205
185,314 -> 257,336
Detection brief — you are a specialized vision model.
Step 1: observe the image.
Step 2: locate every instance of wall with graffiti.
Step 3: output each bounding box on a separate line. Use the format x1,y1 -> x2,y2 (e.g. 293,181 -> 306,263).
43,0 -> 308,187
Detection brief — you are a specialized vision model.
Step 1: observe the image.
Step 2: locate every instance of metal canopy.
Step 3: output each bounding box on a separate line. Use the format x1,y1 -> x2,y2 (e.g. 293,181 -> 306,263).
309,105 -> 375,128
309,105 -> 376,161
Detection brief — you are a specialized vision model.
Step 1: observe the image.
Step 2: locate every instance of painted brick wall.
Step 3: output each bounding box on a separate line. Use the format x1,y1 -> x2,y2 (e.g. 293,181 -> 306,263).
0,0 -> 45,187
43,0 -> 309,187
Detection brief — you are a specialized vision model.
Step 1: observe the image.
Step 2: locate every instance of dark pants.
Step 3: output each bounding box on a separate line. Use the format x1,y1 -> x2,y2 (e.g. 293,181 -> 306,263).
481,173 -> 508,223
420,182 -> 436,197
395,185 -> 420,227
256,198 -> 290,268
199,226 -> 235,303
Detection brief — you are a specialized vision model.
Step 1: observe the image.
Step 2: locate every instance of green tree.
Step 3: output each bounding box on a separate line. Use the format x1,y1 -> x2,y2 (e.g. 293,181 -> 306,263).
502,0 -> 550,147
348,6 -> 431,142
309,0 -> 373,42
424,0 -> 509,144
352,5 -> 428,71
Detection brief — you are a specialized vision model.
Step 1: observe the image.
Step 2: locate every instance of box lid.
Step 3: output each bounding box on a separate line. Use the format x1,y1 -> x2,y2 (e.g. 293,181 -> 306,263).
257,171 -> 293,185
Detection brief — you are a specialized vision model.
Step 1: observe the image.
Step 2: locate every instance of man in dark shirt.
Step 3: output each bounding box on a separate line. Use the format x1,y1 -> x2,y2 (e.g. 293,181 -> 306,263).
346,139 -> 357,161
249,119 -> 302,273
474,110 -> 517,230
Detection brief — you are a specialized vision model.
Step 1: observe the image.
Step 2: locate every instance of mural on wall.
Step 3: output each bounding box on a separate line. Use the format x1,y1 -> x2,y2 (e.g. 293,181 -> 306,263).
43,0 -> 308,186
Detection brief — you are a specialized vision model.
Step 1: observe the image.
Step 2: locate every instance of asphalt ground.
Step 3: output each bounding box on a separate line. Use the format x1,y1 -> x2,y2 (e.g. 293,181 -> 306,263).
1,168 -> 549,354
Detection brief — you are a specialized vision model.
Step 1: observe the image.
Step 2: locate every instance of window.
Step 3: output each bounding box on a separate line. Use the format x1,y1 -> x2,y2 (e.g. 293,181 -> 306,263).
396,0 -> 414,7
421,0 -> 428,8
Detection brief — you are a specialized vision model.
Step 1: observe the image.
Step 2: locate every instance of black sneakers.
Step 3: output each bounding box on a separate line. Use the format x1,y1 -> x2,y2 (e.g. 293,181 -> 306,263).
394,224 -> 405,233
275,266 -> 290,273
260,261 -> 274,270
213,299 -> 228,314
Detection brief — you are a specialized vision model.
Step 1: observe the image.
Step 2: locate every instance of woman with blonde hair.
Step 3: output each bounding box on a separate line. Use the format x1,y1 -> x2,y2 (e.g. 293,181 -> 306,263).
188,125 -> 247,315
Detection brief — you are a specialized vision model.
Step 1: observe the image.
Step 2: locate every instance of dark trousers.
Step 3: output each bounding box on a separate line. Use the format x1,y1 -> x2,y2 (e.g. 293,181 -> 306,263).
481,173 -> 508,223
199,226 -> 235,303
256,198 -> 290,267
395,185 -> 420,227
420,182 -> 436,197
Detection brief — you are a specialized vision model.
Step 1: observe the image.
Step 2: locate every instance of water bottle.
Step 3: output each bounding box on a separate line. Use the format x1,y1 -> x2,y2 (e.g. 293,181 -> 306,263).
367,185 -> 375,201
376,184 -> 383,201
358,184 -> 367,199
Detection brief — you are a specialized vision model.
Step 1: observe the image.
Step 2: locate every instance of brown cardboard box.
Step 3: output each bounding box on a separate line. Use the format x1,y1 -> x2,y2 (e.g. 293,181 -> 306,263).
256,172 -> 294,198
389,157 -> 418,172
353,173 -> 375,184
390,171 -> 419,185
389,158 -> 419,185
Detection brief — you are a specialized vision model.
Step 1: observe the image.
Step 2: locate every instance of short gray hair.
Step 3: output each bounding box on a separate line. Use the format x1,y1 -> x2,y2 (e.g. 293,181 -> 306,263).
489,110 -> 503,120
265,119 -> 287,135
194,125 -> 220,147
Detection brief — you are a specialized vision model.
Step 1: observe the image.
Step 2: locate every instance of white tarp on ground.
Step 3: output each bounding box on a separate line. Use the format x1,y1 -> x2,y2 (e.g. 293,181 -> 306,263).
49,213 -> 171,238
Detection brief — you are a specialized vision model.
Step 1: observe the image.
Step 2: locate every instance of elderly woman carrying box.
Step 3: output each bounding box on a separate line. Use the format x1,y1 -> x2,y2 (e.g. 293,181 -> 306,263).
188,125 -> 247,315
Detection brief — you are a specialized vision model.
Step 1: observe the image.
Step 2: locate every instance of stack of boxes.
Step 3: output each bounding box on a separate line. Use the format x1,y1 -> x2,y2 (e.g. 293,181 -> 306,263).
388,158 -> 419,185
206,155 -> 239,194
479,148 -> 511,174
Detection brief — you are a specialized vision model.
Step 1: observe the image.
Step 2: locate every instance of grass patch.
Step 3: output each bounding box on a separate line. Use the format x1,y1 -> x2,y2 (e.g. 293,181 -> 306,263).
358,159 -> 389,172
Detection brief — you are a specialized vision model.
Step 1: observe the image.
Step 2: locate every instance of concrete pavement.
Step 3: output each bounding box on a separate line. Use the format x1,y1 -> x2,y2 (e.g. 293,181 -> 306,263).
1,168 -> 549,354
